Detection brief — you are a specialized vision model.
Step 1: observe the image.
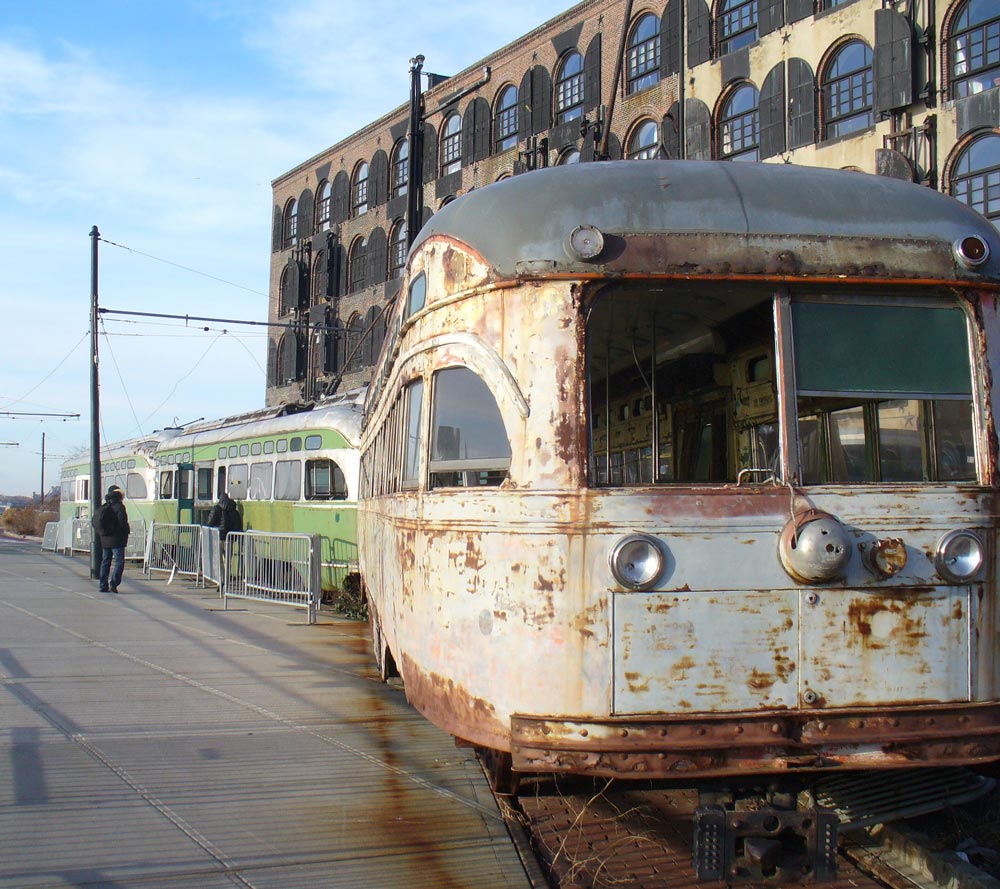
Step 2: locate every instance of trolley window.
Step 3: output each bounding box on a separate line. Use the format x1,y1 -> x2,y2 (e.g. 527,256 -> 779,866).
429,367 -> 511,488
227,463 -> 249,500
792,300 -> 976,484
126,472 -> 147,500
306,458 -> 348,500
159,470 -> 175,499
177,468 -> 193,501
196,468 -> 213,500
248,462 -> 273,500
251,442 -> 262,456
274,459 -> 301,500
402,379 -> 424,488
305,434 -> 322,450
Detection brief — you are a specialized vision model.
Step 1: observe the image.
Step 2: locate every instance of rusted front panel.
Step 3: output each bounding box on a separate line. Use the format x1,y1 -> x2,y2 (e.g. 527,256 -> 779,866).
614,591 -> 798,714
800,587 -> 972,707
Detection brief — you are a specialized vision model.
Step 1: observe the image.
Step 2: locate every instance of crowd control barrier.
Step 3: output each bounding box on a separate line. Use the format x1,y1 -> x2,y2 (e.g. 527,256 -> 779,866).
223,530 -> 321,624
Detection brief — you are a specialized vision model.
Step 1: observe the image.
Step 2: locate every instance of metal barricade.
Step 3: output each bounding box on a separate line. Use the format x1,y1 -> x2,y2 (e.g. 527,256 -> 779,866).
57,519 -> 74,554
71,519 -> 92,555
326,537 -> 360,592
201,526 -> 222,590
124,519 -> 148,561
41,522 -> 59,552
145,522 -> 202,582
223,531 -> 320,624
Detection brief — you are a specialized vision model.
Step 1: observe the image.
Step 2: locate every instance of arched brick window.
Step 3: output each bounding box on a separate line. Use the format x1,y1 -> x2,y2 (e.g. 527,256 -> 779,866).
627,13 -> 661,93
718,82 -> 760,160
821,40 -> 873,141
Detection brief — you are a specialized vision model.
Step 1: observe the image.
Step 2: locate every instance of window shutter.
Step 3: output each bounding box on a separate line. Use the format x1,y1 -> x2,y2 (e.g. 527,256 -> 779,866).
787,57 -> 816,149
662,104 -> 681,158
462,103 -> 476,167
336,241 -> 348,297
584,34 -> 601,112
331,172 -> 350,224
785,0 -> 813,24
687,0 -> 712,68
605,132 -> 623,159
519,69 -> 533,140
532,66 -> 553,134
298,188 -> 314,239
875,147 -> 915,181
422,122 -> 438,184
685,98 -> 712,159
662,0 -> 682,76
370,150 -> 389,206
875,9 -> 913,114
473,98 -> 490,161
280,332 -> 299,383
368,226 -> 388,286
267,337 -> 278,386
759,0 -> 784,37
272,206 -> 283,253
760,62 -> 786,159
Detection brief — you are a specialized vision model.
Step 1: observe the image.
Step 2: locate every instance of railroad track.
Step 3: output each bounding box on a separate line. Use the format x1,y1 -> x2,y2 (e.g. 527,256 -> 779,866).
484,769 -> 1000,889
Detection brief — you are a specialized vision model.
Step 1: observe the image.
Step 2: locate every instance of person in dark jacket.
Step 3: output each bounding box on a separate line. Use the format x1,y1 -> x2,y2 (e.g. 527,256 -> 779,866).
207,491 -> 241,543
93,485 -> 130,593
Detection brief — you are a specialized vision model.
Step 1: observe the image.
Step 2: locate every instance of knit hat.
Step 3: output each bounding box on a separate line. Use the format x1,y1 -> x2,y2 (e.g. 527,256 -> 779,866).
107,485 -> 124,497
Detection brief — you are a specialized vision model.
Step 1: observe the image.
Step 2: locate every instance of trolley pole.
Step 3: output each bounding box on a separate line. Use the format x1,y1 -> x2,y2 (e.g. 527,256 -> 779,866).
406,55 -> 425,250
89,225 -> 102,580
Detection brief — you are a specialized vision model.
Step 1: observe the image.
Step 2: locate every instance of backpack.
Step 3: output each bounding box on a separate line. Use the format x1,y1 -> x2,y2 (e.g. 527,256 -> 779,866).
92,504 -> 118,536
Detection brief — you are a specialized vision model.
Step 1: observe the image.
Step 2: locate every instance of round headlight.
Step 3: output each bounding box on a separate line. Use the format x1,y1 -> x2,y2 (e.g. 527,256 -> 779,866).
934,530 -> 984,583
610,534 -> 664,590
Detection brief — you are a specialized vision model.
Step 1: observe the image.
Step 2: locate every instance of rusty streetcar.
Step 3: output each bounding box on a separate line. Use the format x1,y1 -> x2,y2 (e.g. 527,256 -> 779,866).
358,160 -> 1000,794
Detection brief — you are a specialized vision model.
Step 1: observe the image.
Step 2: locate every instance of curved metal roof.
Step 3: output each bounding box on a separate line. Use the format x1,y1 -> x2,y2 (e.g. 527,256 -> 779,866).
411,160 -> 1000,283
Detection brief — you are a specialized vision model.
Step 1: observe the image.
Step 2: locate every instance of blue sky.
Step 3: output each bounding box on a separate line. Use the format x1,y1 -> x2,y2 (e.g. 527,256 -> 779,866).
0,0 -> 573,497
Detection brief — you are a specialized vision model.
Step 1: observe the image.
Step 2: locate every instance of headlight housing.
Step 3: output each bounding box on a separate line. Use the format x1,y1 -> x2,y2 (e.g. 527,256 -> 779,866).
610,534 -> 664,590
934,529 -> 984,583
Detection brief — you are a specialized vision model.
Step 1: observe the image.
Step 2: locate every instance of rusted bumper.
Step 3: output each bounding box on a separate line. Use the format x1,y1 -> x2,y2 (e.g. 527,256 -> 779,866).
511,703 -> 1000,778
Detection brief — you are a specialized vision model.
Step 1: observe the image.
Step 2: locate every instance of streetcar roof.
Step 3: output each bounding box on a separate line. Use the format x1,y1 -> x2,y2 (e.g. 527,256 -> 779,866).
411,160 -> 1000,283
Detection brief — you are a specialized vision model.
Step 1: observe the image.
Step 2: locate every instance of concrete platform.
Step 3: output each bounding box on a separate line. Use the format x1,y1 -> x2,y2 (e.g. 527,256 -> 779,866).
0,535 -> 533,888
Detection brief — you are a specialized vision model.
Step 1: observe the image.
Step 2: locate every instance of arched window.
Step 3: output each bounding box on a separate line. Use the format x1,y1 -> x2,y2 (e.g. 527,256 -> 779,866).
718,83 -> 760,160
949,0 -> 1000,98
441,113 -> 462,176
950,133 -> 1000,223
391,139 -> 409,198
346,313 -> 364,373
351,162 -> 369,217
822,40 -> 874,140
349,237 -> 368,293
494,85 -> 519,152
282,198 -> 298,249
312,250 -> 327,304
557,148 -> 581,164
717,0 -> 758,55
627,119 -> 660,159
279,265 -> 297,315
429,367 -> 512,489
627,13 -> 661,94
389,219 -> 407,280
316,181 -> 331,230
556,51 -> 585,123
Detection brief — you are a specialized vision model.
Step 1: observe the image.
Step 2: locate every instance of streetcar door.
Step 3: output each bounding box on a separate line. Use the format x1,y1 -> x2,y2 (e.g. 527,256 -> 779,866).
176,463 -> 195,524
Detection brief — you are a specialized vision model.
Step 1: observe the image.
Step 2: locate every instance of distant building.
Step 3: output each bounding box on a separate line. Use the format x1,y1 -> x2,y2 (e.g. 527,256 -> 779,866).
267,0 -> 1000,405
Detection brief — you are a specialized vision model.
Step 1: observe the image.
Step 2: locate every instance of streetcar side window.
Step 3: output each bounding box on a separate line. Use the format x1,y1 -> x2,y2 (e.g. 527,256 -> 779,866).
196,468 -> 213,500
248,462 -> 273,500
177,468 -> 193,501
126,472 -> 147,500
793,300 -> 976,484
402,379 -> 424,489
228,463 -> 249,500
274,459 -> 301,500
306,459 -> 348,500
159,470 -> 174,499
429,367 -> 511,489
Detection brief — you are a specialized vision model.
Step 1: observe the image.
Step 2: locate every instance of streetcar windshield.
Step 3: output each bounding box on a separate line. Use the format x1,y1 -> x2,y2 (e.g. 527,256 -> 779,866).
586,286 -> 978,486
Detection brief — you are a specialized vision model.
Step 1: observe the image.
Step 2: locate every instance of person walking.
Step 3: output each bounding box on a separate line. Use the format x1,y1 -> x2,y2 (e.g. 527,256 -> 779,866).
207,491 -> 242,544
93,485 -> 130,593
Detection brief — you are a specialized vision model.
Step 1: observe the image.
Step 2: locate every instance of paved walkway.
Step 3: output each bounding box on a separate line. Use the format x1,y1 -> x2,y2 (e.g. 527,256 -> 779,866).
0,536 -> 533,888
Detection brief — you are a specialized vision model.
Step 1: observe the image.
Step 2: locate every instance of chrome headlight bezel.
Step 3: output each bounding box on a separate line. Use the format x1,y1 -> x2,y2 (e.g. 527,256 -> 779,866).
609,533 -> 664,591
934,529 -> 985,583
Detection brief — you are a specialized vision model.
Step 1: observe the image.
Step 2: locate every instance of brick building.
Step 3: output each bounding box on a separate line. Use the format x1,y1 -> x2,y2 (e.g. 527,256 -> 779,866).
267,0 -> 1000,405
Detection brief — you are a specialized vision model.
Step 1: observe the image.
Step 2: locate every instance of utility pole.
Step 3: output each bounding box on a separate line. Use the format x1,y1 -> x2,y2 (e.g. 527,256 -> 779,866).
39,432 -> 45,506
406,55 -> 425,250
89,226 -> 102,580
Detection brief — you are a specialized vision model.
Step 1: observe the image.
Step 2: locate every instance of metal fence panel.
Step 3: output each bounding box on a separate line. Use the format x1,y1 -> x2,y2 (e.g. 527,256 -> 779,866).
201,526 -> 222,590
41,522 -> 59,552
57,519 -> 74,553
125,519 -> 148,561
223,531 -> 320,623
71,519 -> 91,554
145,523 -> 202,581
